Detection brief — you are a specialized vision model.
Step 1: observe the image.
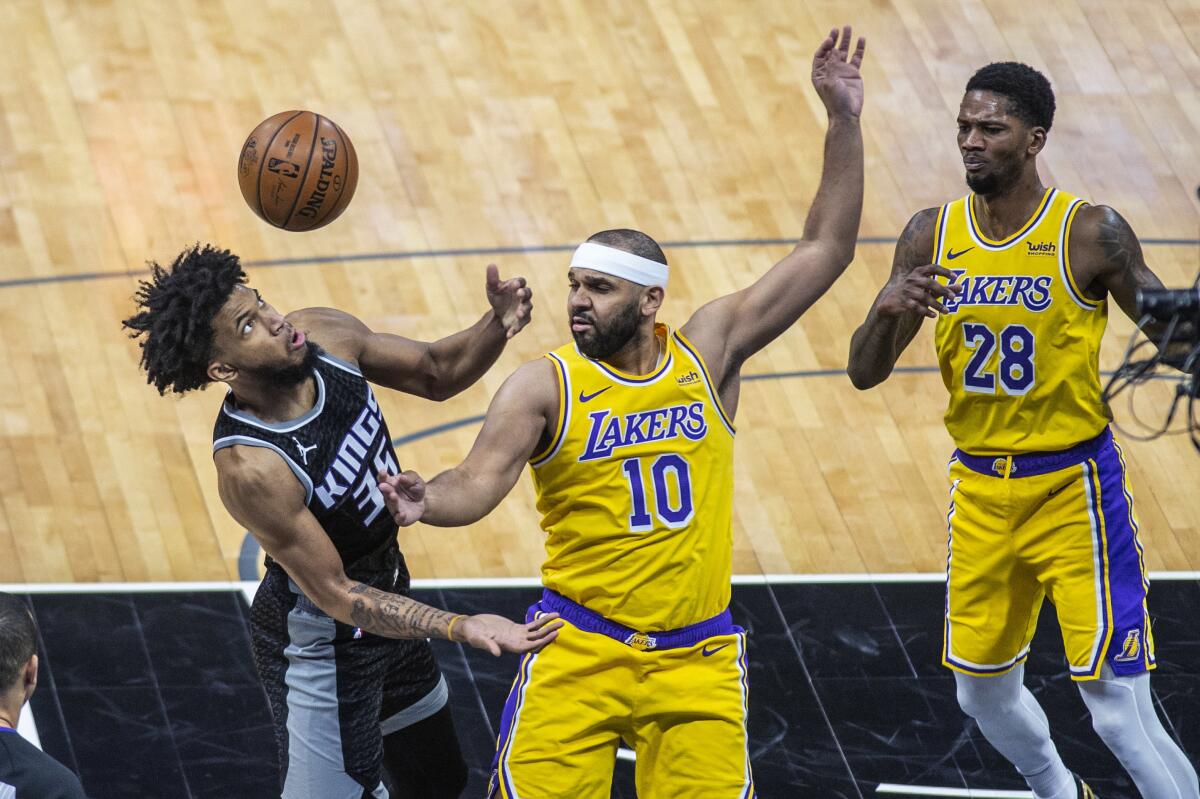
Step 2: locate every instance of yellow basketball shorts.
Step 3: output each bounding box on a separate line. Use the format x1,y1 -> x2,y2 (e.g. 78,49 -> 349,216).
942,427 -> 1155,682
487,590 -> 755,799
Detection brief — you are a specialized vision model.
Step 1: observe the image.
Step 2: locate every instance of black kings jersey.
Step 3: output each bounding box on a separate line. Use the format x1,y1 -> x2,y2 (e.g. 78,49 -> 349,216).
213,351 -> 404,588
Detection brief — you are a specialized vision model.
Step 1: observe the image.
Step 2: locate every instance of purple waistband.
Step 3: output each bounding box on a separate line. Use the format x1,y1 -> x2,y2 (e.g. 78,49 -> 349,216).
537,589 -> 737,651
954,426 -> 1112,478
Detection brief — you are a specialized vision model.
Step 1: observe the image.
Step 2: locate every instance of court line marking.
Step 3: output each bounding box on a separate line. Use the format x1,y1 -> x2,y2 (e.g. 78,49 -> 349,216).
2,571 -> 1195,594
1,235 -> 1195,290
875,786 -> 1032,798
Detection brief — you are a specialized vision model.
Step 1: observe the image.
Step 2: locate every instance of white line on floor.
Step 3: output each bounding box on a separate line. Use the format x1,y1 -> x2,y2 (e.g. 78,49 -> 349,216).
875,784 -> 1033,797
0,571 -> 1194,594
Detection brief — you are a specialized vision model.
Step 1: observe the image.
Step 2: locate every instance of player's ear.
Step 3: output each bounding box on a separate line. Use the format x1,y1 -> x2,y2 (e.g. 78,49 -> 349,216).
208,358 -> 237,383
642,286 -> 664,317
1026,125 -> 1047,157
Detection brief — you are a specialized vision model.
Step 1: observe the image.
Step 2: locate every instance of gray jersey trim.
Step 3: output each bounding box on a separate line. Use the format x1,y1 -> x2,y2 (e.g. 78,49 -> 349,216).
318,353 -> 364,377
379,673 -> 449,735
220,370 -> 327,433
213,436 -> 315,506
282,606 -> 388,799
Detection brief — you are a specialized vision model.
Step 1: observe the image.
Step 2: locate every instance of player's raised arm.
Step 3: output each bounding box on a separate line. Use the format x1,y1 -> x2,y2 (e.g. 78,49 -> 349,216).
679,26 -> 865,381
378,358 -> 557,527
846,209 -> 963,388
216,445 -> 559,656
294,263 -> 533,401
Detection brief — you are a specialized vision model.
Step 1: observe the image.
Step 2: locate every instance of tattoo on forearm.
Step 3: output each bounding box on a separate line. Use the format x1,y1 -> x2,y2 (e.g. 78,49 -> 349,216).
346,583 -> 454,639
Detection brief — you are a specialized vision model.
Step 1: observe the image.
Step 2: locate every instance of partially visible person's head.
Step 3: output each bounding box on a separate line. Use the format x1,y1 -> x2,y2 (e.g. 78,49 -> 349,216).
123,244 -> 317,395
567,229 -> 667,359
0,593 -> 37,702
958,62 -> 1055,194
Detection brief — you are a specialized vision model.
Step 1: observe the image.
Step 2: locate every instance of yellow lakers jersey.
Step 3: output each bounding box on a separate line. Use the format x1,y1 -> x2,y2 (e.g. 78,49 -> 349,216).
933,188 -> 1111,454
529,324 -> 736,632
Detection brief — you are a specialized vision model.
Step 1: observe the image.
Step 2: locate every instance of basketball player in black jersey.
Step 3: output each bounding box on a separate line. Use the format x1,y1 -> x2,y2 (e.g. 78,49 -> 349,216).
123,245 -> 560,799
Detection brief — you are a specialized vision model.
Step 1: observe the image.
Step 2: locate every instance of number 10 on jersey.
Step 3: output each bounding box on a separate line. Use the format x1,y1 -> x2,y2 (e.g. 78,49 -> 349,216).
621,455 -> 695,531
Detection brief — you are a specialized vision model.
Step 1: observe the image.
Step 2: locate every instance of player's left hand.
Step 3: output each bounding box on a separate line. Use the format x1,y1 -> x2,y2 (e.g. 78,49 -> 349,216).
486,263 -> 534,339
811,25 -> 866,119
456,612 -> 564,656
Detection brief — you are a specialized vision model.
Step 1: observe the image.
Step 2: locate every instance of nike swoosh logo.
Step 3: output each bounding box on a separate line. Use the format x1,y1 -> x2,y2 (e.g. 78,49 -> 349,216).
701,643 -> 731,657
578,387 -> 611,403
946,247 -> 974,260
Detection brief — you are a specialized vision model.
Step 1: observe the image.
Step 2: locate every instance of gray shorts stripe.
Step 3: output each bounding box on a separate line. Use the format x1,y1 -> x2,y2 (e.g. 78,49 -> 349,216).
282,605 -> 388,799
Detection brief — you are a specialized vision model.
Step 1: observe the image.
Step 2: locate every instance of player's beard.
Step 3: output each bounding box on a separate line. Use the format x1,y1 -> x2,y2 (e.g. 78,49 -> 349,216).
574,301 -> 641,360
257,341 -> 323,389
965,152 -> 1022,196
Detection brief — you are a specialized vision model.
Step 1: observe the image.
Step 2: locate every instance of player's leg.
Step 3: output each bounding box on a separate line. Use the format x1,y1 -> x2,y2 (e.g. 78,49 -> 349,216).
265,591 -> 389,798
381,705 -> 468,799
1076,667 -> 1199,799
954,667 -> 1075,799
378,639 -> 467,799
630,631 -> 753,799
488,618 -> 631,799
943,463 -> 1075,799
1048,438 -> 1198,798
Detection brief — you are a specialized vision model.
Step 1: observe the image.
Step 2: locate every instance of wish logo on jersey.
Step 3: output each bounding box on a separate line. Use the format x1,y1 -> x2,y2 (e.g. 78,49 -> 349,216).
942,268 -> 1053,314
580,402 -> 707,461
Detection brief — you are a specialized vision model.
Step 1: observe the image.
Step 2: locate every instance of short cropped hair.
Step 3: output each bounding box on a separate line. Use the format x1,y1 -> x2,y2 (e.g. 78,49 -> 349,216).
587,229 -> 667,265
0,593 -> 36,689
122,244 -> 247,395
966,62 -> 1056,131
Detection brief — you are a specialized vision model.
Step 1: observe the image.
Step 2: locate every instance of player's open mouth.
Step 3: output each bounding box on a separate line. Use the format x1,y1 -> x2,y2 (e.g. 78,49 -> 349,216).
290,329 -> 306,350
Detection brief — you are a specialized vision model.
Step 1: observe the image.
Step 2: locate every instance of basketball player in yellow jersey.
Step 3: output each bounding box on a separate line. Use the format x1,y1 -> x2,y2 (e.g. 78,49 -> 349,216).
376,27 -> 866,799
848,63 -> 1198,799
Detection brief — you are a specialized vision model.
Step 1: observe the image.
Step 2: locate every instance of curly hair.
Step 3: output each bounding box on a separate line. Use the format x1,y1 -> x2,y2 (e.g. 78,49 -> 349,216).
965,62 -> 1056,132
122,244 -> 247,395
0,593 -> 36,690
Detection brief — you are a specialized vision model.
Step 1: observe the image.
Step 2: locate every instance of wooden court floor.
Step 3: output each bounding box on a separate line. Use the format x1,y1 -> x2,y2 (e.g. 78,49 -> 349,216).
0,0 -> 1196,584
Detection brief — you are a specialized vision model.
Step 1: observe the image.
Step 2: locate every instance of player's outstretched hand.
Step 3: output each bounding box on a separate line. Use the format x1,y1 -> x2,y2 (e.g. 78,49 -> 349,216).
812,25 -> 866,119
876,264 -> 962,319
377,469 -> 427,526
455,612 -> 564,656
486,263 -> 534,339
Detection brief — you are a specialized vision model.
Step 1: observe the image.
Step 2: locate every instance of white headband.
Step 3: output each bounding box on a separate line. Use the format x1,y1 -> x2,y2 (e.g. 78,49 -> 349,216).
570,242 -> 669,288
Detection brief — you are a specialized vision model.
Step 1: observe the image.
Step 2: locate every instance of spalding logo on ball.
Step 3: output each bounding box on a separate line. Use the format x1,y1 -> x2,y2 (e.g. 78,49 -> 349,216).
238,111 -> 358,231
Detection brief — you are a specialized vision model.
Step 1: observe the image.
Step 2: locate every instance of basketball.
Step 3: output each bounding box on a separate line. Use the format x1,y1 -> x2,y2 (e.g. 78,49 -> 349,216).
237,110 -> 358,232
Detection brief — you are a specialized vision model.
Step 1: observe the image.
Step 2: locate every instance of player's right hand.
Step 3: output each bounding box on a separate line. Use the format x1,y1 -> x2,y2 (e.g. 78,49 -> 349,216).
377,469 -> 427,526
875,264 -> 962,319
456,612 -> 564,656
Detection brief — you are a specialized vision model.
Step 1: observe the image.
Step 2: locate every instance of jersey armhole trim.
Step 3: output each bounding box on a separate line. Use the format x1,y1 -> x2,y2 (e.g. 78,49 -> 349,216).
213,436 -> 315,505
318,352 -> 363,376
673,330 -> 736,436
530,352 -> 570,467
932,204 -> 950,265
1060,200 -> 1103,310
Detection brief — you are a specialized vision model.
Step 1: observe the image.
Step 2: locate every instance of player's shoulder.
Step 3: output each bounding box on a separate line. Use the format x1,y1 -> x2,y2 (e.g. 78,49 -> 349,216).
214,439 -> 292,483
1066,203 -> 1140,264
891,207 -> 941,271
287,306 -> 368,365
0,734 -> 85,798
493,357 -> 559,415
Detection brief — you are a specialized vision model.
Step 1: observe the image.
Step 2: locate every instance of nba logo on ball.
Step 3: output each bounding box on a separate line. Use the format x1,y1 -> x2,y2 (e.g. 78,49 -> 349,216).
237,110 -> 359,232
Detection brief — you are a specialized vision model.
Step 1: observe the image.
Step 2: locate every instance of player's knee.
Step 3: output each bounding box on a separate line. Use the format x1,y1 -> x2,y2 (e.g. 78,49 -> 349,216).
955,675 -> 1017,720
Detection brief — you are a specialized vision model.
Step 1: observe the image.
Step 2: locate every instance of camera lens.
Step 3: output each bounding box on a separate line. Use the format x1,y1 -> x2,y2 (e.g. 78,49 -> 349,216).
1137,287 -> 1200,319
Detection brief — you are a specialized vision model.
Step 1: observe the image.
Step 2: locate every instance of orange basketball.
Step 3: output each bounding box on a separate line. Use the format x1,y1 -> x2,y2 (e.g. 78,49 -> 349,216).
237,111 -> 358,232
